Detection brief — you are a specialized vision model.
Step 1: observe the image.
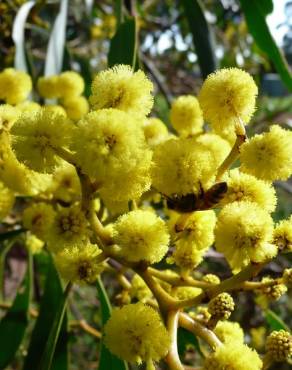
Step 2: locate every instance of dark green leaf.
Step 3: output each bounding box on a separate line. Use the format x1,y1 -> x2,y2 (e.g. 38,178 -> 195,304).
181,0 -> 217,78
108,17 -> 137,69
97,277 -> 128,370
177,327 -> 204,358
0,252 -> 32,368
24,255 -> 68,370
114,0 -> 124,27
38,280 -> 72,370
257,0 -> 273,16
266,309 -> 289,332
239,0 -> 292,91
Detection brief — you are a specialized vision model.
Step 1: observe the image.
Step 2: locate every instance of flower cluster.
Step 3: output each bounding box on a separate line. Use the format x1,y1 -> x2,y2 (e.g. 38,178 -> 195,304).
1,65 -> 291,370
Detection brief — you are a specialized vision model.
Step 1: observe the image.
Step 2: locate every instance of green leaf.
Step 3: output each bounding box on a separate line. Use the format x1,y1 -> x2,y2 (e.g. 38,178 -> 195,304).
0,252 -> 32,368
177,327 -> 204,358
97,277 -> 128,370
239,0 -> 292,91
108,17 -> 137,69
257,0 -> 273,16
0,228 -> 25,244
12,1 -> 35,73
181,0 -> 217,78
38,279 -> 72,370
266,309 -> 289,332
23,256 -> 68,370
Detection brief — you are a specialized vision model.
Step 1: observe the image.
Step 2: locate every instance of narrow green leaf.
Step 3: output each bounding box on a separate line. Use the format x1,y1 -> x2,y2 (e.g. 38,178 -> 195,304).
38,281 -> 72,370
0,252 -> 32,368
0,228 -> 25,244
114,0 -> 124,27
24,256 -> 68,370
266,309 -> 289,332
97,277 -> 128,370
177,327 -> 204,358
257,0 -> 273,16
182,0 -> 217,78
12,1 -> 35,73
239,0 -> 292,91
108,17 -> 137,69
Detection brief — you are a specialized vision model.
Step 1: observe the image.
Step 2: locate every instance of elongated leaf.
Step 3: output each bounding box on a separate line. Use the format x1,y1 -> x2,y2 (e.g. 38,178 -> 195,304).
0,252 -> 32,368
12,1 -> 35,72
38,280 -> 71,370
182,0 -> 217,78
266,309 -> 289,331
24,256 -> 68,370
114,0 -> 124,27
0,228 -> 25,244
239,0 -> 292,91
257,0 -> 273,16
177,327 -> 204,358
97,277 -> 128,370
44,0 -> 68,76
108,17 -> 137,69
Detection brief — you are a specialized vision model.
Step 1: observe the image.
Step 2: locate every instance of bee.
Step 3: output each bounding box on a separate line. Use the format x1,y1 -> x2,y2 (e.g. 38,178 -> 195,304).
165,182 -> 228,213
165,182 -> 228,232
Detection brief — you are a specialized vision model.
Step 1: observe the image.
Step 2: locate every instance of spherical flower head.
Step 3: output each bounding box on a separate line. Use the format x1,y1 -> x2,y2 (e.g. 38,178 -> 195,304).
113,210 -> 169,264
72,109 -> 152,199
58,71 -> 85,98
10,107 -> 73,173
208,292 -> 235,320
259,277 -> 287,301
223,169 -> 277,213
215,201 -> 276,272
273,215 -> 292,252
0,181 -> 15,220
195,133 -> 231,167
152,137 -> 217,196
25,234 -> 44,255
214,321 -> 244,343
104,303 -> 170,364
62,96 -> 89,121
171,210 -> 217,251
240,125 -> 292,181
130,274 -> 153,302
23,202 -> 55,240
0,68 -> 32,104
171,243 -> 204,271
198,68 -> 258,132
44,104 -> 67,116
89,65 -> 153,117
203,342 -> 262,370
54,243 -> 104,284
266,330 -> 292,362
172,286 -> 202,300
46,204 -> 89,253
0,104 -> 20,130
143,117 -> 169,146
37,75 -> 60,99
203,274 -> 220,285
170,95 -> 203,136
49,163 -> 81,203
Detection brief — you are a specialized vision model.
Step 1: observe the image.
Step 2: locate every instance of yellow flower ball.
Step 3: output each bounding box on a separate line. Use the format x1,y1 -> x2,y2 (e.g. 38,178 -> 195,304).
266,330 -> 292,362
143,117 -> 169,146
0,68 -> 32,104
203,342 -> 262,370
37,75 -> 60,99
198,68 -> 258,132
113,210 -> 170,264
62,96 -> 89,120
172,286 -> 202,300
195,133 -> 231,167
223,169 -> 277,213
44,104 -> 67,116
104,303 -> 170,364
170,95 -> 203,135
171,243 -> 205,271
240,125 -> 292,181
57,71 -> 84,98
25,234 -> 44,255
89,65 -> 153,117
54,243 -> 104,284
273,215 -> 292,252
215,201 -> 276,272
0,104 -> 20,130
152,137 -> 217,197
17,101 -> 41,113
23,202 -> 56,240
214,321 -> 244,343
0,181 -> 15,220
11,107 -> 73,173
